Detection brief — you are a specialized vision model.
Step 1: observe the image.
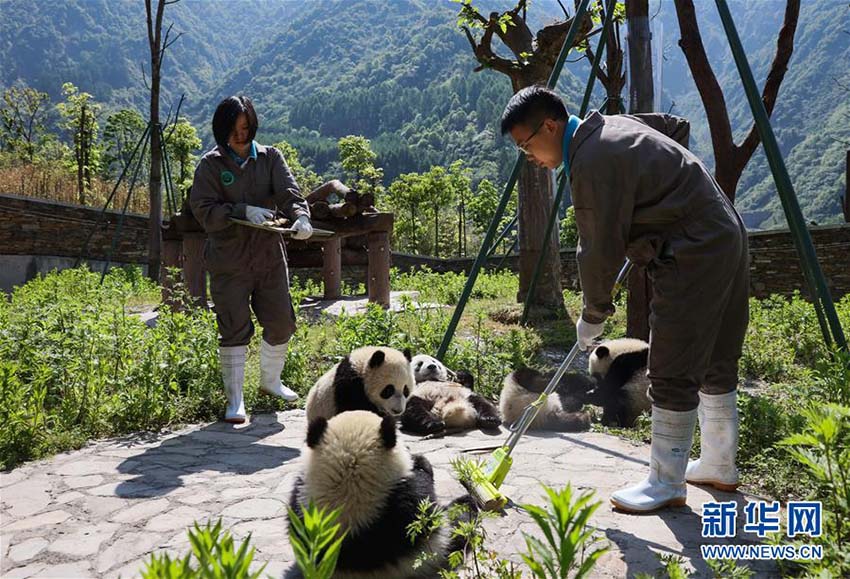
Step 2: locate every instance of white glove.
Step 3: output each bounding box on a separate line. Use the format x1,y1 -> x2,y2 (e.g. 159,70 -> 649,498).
576,318 -> 605,352
291,215 -> 313,240
246,205 -> 274,225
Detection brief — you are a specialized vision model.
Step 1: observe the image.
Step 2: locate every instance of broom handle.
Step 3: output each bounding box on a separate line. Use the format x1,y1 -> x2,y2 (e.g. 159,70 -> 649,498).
503,259 -> 635,455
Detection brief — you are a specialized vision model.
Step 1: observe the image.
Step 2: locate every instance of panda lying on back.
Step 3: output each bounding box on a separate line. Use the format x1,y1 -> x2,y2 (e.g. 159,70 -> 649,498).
498,338 -> 651,429
401,355 -> 501,435
289,411 -> 475,578
499,367 -> 594,432
305,346 -> 415,421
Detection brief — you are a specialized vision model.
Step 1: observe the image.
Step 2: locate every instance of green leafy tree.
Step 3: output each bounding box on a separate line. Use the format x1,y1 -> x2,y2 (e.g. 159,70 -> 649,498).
101,108 -> 145,180
447,160 -> 474,256
0,83 -> 51,162
273,139 -> 323,193
164,117 -> 202,192
338,135 -> 384,196
421,165 -> 456,258
386,172 -> 428,253
467,177 -> 518,254
57,82 -> 101,204
559,205 -> 578,248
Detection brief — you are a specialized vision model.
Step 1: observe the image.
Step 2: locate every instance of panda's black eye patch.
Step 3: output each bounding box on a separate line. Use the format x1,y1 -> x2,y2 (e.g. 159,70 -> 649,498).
403,385 -> 410,397
380,385 -> 395,399
416,362 -> 423,370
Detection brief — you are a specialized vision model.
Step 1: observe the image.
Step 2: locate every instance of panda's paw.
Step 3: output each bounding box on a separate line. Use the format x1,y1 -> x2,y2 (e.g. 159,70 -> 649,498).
478,416 -> 502,431
424,419 -> 446,434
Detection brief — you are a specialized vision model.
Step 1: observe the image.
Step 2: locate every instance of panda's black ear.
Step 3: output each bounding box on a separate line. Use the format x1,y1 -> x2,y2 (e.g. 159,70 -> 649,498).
379,415 -> 397,449
306,417 -> 328,448
595,346 -> 610,359
402,348 -> 412,362
368,349 -> 386,368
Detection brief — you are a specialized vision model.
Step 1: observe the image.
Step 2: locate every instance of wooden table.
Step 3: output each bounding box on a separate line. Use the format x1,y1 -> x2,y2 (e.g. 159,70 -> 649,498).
163,212 -> 394,308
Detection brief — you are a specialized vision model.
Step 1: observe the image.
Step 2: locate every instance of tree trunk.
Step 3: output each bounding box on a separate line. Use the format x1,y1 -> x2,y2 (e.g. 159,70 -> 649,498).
841,151 -> 850,223
626,0 -> 654,113
77,103 -> 85,205
517,158 -> 563,308
625,0 -> 654,342
147,0 -> 165,283
434,206 -> 439,257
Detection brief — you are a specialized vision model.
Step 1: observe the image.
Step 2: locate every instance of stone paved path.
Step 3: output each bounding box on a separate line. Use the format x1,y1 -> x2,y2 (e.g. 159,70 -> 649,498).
1,411 -> 779,578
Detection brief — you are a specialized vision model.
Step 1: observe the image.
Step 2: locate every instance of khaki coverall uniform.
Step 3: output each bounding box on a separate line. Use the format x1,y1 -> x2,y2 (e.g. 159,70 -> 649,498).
190,144 -> 310,348
568,111 -> 749,411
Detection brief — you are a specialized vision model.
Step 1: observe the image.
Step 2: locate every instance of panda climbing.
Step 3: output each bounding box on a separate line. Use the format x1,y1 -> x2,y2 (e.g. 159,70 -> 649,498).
586,338 -> 651,427
499,366 -> 594,432
402,354 -> 501,435
289,411 -> 476,579
305,346 -> 415,421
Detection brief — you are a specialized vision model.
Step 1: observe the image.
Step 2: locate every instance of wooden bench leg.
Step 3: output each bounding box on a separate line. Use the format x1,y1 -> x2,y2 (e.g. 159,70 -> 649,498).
367,231 -> 390,307
323,237 -> 341,299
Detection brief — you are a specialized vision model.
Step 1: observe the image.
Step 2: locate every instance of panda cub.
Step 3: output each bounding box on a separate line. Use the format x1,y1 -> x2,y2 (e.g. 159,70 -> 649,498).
402,354 -> 501,435
289,411 -> 475,579
586,338 -> 651,427
499,367 -> 594,432
306,346 -> 415,421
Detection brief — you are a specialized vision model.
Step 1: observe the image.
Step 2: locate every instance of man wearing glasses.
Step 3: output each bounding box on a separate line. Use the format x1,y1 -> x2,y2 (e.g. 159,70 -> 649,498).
500,85 -> 749,513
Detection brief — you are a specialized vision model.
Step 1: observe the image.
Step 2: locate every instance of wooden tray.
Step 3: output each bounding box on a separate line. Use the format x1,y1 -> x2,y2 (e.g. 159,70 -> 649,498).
230,218 -> 334,238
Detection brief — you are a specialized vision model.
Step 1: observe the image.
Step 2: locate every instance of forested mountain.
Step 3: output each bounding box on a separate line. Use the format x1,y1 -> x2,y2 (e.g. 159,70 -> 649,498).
2,0 -> 848,229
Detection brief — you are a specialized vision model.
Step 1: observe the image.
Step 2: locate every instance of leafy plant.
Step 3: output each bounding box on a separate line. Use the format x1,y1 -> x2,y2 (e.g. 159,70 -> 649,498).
287,500 -> 347,579
520,484 -> 608,579
140,518 -> 265,579
779,403 -> 850,576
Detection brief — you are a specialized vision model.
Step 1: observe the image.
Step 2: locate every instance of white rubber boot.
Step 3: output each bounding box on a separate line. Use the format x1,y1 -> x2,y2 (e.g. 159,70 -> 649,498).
220,345 -> 247,424
259,340 -> 299,402
610,406 -> 697,513
686,390 -> 739,491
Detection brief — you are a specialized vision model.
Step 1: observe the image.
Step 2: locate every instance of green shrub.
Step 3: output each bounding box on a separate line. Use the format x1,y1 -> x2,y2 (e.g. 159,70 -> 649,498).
780,403 -> 850,576
520,484 -> 608,579
140,519 -> 265,579
391,266 -> 518,305
0,266 -> 221,469
287,501 -> 346,579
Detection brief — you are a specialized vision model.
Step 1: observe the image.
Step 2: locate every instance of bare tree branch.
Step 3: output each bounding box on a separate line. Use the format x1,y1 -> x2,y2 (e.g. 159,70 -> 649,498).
140,61 -> 150,90
738,0 -> 800,161
556,0 -> 569,19
674,0 -> 735,183
674,0 -> 801,200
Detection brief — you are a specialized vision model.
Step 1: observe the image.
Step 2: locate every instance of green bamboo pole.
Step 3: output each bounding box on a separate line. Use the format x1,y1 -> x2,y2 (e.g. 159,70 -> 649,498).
521,0 -> 617,324
714,0 -> 846,351
436,0 -> 593,360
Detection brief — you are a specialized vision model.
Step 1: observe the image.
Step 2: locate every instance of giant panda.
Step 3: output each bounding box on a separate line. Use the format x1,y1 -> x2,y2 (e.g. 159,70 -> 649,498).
402,354 -> 501,435
499,367 -> 594,431
289,411 -> 475,579
586,338 -> 651,427
306,346 -> 415,422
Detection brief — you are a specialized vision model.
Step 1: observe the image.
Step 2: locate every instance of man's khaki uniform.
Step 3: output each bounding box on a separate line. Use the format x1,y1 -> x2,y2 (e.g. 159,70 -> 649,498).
568,111 -> 749,411
190,144 -> 310,347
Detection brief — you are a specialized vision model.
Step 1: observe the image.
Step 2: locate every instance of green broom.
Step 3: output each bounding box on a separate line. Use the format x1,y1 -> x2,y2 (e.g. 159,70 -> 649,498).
466,260 -> 634,511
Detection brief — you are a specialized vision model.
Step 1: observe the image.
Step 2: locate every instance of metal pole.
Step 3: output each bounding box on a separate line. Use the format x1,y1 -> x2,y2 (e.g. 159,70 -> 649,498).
100,129 -> 151,284
486,214 -> 518,259
714,0 -> 846,351
521,0 -> 617,324
435,0 -> 593,360
76,124 -> 151,267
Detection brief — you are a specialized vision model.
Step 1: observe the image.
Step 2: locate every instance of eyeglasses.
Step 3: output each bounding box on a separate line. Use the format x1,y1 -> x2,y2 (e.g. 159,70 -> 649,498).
516,120 -> 545,154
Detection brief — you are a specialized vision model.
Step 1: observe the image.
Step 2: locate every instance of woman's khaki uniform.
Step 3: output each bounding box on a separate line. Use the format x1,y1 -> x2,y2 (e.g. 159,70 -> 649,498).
190,144 -> 310,347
